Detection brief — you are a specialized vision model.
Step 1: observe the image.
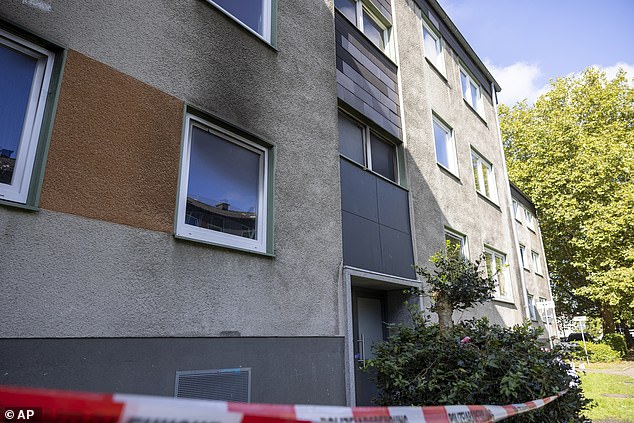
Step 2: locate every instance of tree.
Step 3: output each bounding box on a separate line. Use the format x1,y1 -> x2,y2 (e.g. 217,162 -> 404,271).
499,67 -> 634,332
413,245 -> 496,331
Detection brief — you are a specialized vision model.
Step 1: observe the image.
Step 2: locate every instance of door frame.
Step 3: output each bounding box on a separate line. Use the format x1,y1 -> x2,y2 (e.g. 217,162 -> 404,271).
342,266 -> 420,406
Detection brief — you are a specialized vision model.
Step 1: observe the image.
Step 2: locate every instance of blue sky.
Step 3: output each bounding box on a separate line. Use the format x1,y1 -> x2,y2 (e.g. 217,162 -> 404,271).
437,0 -> 634,104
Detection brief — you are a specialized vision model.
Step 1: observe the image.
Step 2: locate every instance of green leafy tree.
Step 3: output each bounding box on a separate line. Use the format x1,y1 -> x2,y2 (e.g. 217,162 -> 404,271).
413,245 -> 496,331
499,67 -> 634,332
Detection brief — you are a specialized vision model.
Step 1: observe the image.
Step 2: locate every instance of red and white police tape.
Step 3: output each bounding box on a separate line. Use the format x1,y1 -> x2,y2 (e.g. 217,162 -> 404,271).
0,385 -> 567,423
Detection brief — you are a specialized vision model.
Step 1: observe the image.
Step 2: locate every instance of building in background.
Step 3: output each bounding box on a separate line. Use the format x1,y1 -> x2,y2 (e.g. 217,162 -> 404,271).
510,183 -> 559,343
0,0 -> 555,406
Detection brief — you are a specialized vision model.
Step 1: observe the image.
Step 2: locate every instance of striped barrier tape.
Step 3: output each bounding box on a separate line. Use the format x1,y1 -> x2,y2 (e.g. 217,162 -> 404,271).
0,385 -> 567,423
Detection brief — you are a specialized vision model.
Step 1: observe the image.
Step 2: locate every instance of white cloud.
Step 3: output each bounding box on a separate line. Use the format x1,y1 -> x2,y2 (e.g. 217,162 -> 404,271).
590,62 -> 634,85
484,60 -> 548,106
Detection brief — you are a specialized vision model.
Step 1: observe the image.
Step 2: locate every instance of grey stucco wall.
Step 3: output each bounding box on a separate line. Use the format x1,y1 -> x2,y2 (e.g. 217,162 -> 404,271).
394,0 -> 524,327
0,336 -> 346,404
0,1 -> 345,337
0,208 -> 342,337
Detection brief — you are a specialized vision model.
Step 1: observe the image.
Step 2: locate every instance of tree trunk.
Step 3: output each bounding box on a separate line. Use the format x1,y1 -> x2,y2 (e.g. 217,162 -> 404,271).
601,305 -> 616,334
436,296 -> 454,332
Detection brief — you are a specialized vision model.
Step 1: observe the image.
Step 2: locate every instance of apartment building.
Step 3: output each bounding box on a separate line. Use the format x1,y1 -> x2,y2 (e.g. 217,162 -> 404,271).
0,0 -> 554,406
510,183 -> 558,343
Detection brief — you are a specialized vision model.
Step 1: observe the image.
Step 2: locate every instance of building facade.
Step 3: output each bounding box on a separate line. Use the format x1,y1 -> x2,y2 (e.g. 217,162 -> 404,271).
0,0 -> 555,406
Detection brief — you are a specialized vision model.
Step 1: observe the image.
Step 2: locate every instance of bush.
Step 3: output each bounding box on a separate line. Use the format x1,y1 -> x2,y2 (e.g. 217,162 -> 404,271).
601,333 -> 627,357
366,313 -> 592,422
577,341 -> 622,362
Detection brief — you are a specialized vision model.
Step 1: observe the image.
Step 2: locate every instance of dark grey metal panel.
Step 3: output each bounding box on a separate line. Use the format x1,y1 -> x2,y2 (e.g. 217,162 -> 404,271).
340,158 -> 379,221
337,70 -> 399,116
342,210 -> 382,273
340,159 -> 414,278
337,85 -> 401,139
379,226 -> 416,279
335,11 -> 402,140
376,177 -> 411,234
0,337 -> 346,405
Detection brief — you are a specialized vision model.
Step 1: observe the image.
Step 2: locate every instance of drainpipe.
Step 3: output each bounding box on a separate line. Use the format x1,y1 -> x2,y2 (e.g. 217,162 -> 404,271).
490,84 -> 531,322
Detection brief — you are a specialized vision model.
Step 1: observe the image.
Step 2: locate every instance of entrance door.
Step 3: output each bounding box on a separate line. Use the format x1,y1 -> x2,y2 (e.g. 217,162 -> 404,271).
352,290 -> 386,405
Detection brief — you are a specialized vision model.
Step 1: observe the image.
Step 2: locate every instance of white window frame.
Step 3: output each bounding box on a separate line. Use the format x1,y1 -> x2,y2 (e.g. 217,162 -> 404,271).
524,208 -> 535,231
444,227 -> 468,258
339,111 -> 399,184
206,0 -> 273,43
336,0 -> 393,57
512,199 -> 522,223
470,149 -> 497,202
176,114 -> 269,253
432,115 -> 459,176
484,247 -> 512,301
459,65 -> 484,117
531,250 -> 542,275
421,19 -> 445,74
527,294 -> 537,321
519,244 -> 529,270
0,29 -> 54,204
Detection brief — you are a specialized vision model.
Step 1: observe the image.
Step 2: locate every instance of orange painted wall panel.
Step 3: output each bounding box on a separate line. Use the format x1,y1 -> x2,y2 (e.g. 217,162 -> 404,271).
41,50 -> 184,233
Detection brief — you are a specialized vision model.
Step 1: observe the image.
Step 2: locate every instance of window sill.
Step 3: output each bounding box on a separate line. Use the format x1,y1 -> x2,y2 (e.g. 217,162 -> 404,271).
174,233 -> 275,257
462,99 -> 487,126
493,297 -> 516,306
437,163 -> 461,183
425,57 -> 449,84
476,191 -> 501,211
0,199 -> 39,212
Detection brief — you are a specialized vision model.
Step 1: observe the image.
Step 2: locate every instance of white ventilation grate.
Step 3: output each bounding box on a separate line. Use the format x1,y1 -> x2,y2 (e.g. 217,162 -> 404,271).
175,368 -> 251,402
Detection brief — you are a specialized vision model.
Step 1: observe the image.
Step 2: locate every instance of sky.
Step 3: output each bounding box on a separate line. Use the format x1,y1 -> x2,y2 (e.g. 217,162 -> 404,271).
436,0 -> 634,105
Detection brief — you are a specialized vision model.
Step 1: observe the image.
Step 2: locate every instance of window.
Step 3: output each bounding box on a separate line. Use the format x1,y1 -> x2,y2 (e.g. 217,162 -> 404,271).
335,0 -> 392,55
459,66 -> 484,116
445,228 -> 467,258
338,112 -> 398,183
422,20 -> 445,73
471,150 -> 497,202
176,114 -> 270,253
527,294 -> 537,321
512,199 -> 522,223
208,0 -> 273,43
524,208 -> 535,231
484,248 -> 512,300
0,30 -> 54,204
519,244 -> 529,270
432,116 -> 458,175
531,250 -> 542,275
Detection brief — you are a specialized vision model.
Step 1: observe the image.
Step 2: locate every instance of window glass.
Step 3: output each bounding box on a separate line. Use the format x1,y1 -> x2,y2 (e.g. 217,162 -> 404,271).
211,0 -> 269,40
370,133 -> 396,182
362,10 -> 385,51
433,118 -> 457,174
445,230 -> 466,258
186,127 -> 261,240
471,151 -> 496,201
470,81 -> 479,109
519,244 -> 527,269
460,71 -> 468,100
0,43 -> 37,186
335,0 -> 357,25
531,251 -> 542,274
338,113 -> 365,165
460,67 -> 484,116
528,294 -> 537,320
485,249 -> 511,300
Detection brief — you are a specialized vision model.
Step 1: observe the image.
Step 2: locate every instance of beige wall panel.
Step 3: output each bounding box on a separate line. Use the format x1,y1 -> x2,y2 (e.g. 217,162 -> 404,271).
41,50 -> 184,233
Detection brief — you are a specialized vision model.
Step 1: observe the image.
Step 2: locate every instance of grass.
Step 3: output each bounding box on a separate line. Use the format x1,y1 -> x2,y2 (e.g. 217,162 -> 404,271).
580,367 -> 634,422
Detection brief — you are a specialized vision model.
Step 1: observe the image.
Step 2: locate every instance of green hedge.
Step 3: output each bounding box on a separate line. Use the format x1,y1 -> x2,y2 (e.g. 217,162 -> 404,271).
601,333 -> 627,358
366,314 -> 592,422
577,341 -> 622,362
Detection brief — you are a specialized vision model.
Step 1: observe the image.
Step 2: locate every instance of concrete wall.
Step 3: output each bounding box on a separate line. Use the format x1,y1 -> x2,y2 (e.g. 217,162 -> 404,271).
0,1 -> 344,339
0,337 -> 346,404
394,0 -> 524,326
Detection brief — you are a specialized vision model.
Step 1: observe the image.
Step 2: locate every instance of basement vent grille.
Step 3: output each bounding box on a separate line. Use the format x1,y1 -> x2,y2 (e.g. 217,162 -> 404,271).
175,368 -> 251,402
